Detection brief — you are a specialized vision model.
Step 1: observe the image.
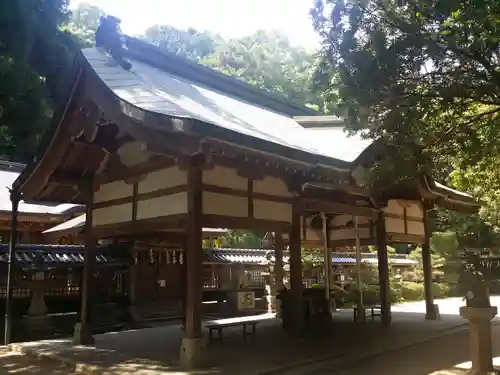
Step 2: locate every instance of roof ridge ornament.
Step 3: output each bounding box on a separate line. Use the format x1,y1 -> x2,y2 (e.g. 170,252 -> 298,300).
95,15 -> 132,71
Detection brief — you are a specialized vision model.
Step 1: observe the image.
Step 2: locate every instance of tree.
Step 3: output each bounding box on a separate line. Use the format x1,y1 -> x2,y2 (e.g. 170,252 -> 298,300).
310,0 -> 500,196
63,2 -> 106,47
144,25 -> 219,61
142,27 -> 323,109
0,0 -> 75,162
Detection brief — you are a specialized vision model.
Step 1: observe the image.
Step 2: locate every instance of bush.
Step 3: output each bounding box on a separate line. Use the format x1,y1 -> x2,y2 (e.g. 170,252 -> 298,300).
432,282 -> 451,298
400,281 -> 424,301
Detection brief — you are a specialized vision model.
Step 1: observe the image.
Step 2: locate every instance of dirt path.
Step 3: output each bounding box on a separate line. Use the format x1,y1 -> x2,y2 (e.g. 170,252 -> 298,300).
0,348 -> 74,374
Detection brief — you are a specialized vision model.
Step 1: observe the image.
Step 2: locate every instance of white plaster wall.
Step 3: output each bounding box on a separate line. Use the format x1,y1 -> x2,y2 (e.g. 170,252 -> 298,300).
203,166 -> 247,190
383,200 -> 404,216
92,203 -> 132,226
406,202 -> 424,219
254,200 -> 291,222
94,180 -> 133,203
138,166 -> 187,194
384,200 -> 424,236
407,221 -> 425,236
203,192 -> 248,217
253,176 -> 291,197
136,192 -> 188,220
385,217 -> 406,234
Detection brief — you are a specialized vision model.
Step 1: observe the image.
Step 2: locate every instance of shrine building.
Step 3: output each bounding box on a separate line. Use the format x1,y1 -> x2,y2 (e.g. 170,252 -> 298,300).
8,21 -> 479,366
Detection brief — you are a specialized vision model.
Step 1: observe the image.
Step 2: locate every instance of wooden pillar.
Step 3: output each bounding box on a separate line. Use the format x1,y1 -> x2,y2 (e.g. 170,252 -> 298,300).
180,155 -> 205,368
326,224 -> 334,303
274,231 -> 284,315
422,206 -> 438,320
4,190 -> 20,345
375,210 -> 391,327
274,231 -> 284,290
321,213 -> 331,302
73,184 -> 95,345
289,196 -> 304,333
128,249 -> 137,305
182,237 -> 187,330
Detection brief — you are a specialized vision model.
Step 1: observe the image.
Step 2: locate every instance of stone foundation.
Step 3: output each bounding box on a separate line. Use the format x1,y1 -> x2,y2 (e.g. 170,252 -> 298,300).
425,304 -> 441,320
180,337 -> 206,369
73,322 -> 94,345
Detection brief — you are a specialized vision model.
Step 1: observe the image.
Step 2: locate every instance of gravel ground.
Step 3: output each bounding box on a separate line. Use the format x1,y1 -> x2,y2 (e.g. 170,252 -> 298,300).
0,348 -> 75,374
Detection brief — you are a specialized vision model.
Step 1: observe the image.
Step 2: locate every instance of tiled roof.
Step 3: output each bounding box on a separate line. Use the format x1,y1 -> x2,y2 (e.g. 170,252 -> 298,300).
0,160 -> 79,215
0,244 -> 128,268
203,248 -> 416,266
204,249 -> 272,265
0,244 -> 416,268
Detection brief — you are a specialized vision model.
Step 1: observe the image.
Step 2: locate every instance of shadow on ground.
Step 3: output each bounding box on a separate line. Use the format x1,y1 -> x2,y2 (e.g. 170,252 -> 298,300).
9,309 -> 471,375
0,350 -> 73,374
323,320 -> 500,375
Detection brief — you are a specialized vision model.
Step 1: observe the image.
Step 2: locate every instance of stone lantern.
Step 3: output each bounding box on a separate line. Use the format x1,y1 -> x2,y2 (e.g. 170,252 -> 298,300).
24,250 -> 52,316
459,253 -> 498,375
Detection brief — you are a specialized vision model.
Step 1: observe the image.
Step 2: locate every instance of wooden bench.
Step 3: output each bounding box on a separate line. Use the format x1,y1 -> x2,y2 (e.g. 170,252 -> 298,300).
206,318 -> 260,343
353,305 -> 381,321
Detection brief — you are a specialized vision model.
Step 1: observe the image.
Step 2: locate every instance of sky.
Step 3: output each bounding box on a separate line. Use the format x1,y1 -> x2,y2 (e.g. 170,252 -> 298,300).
70,0 -> 321,50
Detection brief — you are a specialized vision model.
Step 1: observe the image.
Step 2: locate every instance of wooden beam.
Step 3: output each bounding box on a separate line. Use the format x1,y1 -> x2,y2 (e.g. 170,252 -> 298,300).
303,182 -> 369,197
49,171 -> 92,186
302,198 -> 378,218
386,232 -> 424,244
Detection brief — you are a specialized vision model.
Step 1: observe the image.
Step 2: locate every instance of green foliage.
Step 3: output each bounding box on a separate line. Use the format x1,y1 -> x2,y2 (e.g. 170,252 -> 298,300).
144,25 -> 219,62
301,248 -> 324,270
63,2 -> 105,47
0,0 -> 77,162
400,281 -> 424,301
0,57 -> 50,161
220,230 -> 263,249
310,0 -> 500,201
432,282 -> 451,299
142,27 -> 323,109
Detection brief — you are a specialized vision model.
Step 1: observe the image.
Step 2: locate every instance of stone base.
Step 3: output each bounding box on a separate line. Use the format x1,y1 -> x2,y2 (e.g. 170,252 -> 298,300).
329,298 -> 337,313
266,295 -> 277,314
275,299 -> 282,317
425,304 -> 441,320
27,291 -> 47,316
180,337 -> 206,369
460,306 -> 498,375
73,322 -> 94,345
354,306 -> 366,322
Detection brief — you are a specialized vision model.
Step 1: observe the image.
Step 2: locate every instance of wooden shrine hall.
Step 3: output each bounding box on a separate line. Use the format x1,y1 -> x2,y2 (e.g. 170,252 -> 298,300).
7,18 -> 479,367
